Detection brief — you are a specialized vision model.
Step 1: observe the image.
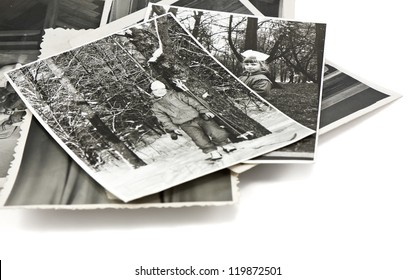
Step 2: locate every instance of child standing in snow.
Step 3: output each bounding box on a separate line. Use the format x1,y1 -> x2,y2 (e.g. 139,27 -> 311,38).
150,80 -> 236,160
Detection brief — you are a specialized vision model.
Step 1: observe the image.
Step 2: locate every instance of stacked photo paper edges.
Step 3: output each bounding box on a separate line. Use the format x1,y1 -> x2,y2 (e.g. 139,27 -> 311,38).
0,1 -> 400,209
1,6 -> 324,207
4,11 -> 323,201
1,0 -> 292,209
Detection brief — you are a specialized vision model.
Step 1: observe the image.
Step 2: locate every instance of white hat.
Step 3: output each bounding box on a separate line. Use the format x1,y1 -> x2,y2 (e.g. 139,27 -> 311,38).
241,50 -> 269,61
150,80 -> 166,91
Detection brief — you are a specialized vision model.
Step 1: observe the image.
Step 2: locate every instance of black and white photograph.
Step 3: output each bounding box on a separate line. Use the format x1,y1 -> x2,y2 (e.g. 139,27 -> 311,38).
39,0 -> 260,59
1,1 -> 414,280
0,0 -> 295,209
65,0 -> 294,56
0,89 -> 238,209
0,118 -> 238,208
107,0 -> 256,23
106,0 -> 295,23
0,75 -> 31,191
0,84 -> 238,209
0,0 -> 253,209
247,1 -> 401,137
6,13 -> 314,202
229,60 -> 403,173
0,0 -> 112,67
0,88 -> 238,209
318,61 -> 401,135
146,4 -> 325,162
244,0 -> 295,18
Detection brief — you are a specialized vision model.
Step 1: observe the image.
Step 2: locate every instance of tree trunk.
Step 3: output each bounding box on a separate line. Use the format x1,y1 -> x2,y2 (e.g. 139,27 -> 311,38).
227,15 -> 243,62
315,23 -> 326,85
191,11 -> 203,39
244,17 -> 258,51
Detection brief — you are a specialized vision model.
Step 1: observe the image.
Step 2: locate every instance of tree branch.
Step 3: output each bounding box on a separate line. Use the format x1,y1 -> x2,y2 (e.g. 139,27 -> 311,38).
227,15 -> 243,62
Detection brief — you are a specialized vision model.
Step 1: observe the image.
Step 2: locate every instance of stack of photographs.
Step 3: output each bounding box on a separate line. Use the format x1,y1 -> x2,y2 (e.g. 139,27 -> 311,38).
0,0 -> 400,209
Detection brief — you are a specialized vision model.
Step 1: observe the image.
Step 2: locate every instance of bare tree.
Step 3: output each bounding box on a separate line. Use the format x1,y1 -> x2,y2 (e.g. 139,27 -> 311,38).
44,57 -> 146,168
244,17 -> 258,51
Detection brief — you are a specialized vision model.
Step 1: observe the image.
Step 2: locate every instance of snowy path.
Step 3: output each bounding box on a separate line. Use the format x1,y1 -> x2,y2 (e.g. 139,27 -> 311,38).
96,108 -> 313,202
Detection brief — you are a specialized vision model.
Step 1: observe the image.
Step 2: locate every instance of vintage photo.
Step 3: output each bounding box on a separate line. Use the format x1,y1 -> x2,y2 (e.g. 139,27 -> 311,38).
0,85 -> 238,208
41,0 -> 256,58
0,0 -> 111,67
242,0 -> 295,17
318,61 -> 402,135
0,77 -> 238,209
108,0 -> 256,23
0,0 -> 290,209
146,4 -> 325,162
106,0 -> 296,23
6,14 -> 313,202
0,77 -> 31,191
67,0 -> 288,52
0,83 -> 239,209
0,118 -> 238,208
247,3 -> 402,137
228,62 -> 403,172
40,0 -> 266,70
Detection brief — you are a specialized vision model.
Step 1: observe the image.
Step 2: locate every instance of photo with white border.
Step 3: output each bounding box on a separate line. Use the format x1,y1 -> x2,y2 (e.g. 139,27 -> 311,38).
6,13 -> 314,202
0,0 -> 291,209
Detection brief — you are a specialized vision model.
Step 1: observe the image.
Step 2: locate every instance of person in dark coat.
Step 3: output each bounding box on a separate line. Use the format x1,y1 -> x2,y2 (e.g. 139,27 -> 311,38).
238,51 -> 273,99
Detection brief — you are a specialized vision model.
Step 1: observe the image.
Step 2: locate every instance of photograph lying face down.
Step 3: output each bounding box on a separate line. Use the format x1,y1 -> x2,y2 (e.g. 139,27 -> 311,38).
6,14 -> 315,202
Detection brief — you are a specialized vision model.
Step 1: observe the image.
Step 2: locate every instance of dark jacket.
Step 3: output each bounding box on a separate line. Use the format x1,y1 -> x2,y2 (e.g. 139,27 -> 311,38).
239,71 -> 272,98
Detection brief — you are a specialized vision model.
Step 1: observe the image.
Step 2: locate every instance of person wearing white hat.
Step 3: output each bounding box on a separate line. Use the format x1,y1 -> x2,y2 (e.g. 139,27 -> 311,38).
150,80 -> 236,160
239,50 -> 272,99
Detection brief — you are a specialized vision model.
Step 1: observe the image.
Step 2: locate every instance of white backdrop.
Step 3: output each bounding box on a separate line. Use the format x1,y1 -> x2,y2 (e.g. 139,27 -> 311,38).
1,1 -> 414,279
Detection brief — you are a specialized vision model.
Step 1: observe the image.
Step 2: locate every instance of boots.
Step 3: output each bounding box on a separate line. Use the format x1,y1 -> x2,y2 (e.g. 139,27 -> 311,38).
209,151 -> 222,160
222,144 -> 237,153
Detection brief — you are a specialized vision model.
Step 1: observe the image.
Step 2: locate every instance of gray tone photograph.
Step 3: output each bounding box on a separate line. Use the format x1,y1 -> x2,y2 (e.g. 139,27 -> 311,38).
0,0 -> 288,209
1,118 -> 236,208
6,14 -> 313,201
0,0 -> 109,67
318,62 -> 400,134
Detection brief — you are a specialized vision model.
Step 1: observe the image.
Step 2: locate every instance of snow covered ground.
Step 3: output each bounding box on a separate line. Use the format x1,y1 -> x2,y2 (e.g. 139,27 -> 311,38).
96,108 -> 313,202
